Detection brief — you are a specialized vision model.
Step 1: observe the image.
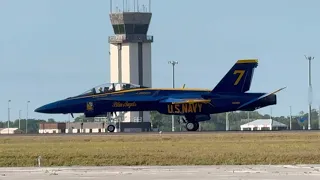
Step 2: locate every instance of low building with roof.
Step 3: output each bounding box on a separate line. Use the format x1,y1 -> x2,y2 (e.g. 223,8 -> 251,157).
66,122 -> 151,133
39,123 -> 66,134
38,121 -> 152,134
240,119 -> 288,131
0,128 -> 23,134
66,122 -> 108,133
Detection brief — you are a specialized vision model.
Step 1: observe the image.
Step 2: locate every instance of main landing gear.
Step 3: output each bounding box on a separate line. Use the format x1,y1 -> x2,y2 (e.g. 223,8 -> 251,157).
180,115 -> 199,131
185,121 -> 199,131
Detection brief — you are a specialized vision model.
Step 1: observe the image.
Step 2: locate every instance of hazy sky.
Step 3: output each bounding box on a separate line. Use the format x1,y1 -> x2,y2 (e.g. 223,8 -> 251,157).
1,0 -> 320,122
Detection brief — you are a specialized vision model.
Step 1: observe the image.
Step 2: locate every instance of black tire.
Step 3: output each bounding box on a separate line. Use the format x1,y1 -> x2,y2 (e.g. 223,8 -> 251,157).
107,125 -> 115,132
186,122 -> 199,131
194,122 -> 199,131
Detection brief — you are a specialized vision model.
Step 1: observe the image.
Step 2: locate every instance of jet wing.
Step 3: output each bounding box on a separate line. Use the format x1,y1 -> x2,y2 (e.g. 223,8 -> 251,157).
237,87 -> 286,109
159,97 -> 211,104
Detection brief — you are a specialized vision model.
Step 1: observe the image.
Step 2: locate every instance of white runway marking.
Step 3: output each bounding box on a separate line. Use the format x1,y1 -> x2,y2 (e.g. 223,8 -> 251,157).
0,165 -> 320,180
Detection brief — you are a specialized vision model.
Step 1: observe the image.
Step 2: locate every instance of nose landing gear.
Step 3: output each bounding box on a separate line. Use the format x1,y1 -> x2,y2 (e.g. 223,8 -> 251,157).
107,124 -> 115,132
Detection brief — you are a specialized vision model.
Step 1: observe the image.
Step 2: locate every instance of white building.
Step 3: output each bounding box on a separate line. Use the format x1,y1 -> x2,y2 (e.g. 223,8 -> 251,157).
108,10 -> 153,123
66,122 -> 108,133
39,129 -> 62,134
39,122 -> 116,134
0,128 -> 20,134
240,119 -> 288,131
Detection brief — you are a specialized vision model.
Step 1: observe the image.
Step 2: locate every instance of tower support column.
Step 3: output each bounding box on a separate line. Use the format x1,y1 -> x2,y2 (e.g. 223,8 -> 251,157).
109,8 -> 153,123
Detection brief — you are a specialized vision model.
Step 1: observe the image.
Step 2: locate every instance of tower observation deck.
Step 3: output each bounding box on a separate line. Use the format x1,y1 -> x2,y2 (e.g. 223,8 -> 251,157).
108,12 -> 153,44
108,0 -> 153,123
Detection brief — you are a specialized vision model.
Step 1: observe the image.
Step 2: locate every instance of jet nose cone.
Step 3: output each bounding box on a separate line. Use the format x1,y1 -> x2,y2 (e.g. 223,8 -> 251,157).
35,104 -> 54,113
34,106 -> 42,113
34,106 -> 47,113
34,101 -> 61,114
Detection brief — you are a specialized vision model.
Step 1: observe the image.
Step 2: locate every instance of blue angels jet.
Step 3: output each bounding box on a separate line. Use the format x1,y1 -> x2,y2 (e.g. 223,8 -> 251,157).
35,59 -> 285,132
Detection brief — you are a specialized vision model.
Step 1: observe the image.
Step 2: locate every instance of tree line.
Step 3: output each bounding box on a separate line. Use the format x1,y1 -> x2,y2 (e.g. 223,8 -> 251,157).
1,108 -> 319,133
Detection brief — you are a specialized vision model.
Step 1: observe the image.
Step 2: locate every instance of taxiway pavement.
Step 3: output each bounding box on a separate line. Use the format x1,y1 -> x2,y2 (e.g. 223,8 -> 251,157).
1,130 -> 320,137
0,165 -> 320,180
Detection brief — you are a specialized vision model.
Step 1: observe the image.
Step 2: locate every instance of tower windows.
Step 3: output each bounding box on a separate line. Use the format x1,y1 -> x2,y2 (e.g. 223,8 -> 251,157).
112,24 -> 149,34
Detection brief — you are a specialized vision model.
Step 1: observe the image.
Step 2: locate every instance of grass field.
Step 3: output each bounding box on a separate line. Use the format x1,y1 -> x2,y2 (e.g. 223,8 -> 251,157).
0,132 -> 320,167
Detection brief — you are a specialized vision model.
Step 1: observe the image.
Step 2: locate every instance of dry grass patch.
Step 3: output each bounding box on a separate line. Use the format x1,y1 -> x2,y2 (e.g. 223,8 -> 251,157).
0,132 -> 320,167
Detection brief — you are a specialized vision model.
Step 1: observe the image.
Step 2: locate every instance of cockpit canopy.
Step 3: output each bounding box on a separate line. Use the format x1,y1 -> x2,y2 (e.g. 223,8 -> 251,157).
77,83 -> 148,97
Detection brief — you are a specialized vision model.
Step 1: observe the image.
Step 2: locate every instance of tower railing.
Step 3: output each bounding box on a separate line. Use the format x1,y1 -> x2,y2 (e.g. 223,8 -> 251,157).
108,34 -> 153,43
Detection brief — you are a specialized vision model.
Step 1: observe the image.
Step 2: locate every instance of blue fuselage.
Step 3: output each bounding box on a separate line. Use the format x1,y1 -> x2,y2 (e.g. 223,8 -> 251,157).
35,88 -> 276,117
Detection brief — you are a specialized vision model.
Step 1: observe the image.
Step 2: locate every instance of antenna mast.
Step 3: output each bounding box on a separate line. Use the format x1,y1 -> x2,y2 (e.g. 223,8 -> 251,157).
137,0 -> 139,12
123,0 -> 124,12
110,0 -> 112,13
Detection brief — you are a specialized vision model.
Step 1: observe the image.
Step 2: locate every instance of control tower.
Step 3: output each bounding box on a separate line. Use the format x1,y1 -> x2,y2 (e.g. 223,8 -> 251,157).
108,0 -> 153,123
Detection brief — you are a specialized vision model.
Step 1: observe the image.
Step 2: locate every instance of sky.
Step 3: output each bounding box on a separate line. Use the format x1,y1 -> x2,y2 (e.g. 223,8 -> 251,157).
1,0 -> 320,122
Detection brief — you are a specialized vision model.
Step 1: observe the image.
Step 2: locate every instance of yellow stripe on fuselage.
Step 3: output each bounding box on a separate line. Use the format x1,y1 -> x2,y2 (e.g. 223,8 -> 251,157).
69,88 -> 211,100
172,99 -> 211,104
236,59 -> 258,64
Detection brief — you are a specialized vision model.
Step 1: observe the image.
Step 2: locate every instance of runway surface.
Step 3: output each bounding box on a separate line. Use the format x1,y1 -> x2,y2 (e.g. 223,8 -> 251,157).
0,165 -> 320,180
1,130 -> 319,137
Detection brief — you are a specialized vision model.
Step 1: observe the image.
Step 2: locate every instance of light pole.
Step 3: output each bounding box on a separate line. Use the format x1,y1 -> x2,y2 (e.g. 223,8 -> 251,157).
289,106 -> 292,130
270,107 -> 273,131
318,105 -> 320,130
168,60 -> 178,132
8,100 -> 11,134
26,101 -> 30,134
305,55 -> 314,130
226,112 -> 229,131
19,110 -> 22,129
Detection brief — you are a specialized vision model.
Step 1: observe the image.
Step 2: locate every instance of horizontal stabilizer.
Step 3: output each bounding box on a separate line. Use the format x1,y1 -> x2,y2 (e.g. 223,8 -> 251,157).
159,98 -> 211,104
237,87 -> 286,109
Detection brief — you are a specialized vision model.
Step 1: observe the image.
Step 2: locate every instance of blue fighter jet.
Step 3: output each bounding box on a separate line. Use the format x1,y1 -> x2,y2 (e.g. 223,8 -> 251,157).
35,59 -> 285,132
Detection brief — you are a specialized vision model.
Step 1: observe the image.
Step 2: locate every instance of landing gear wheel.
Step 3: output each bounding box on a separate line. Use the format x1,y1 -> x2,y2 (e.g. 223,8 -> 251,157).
186,122 -> 199,131
107,125 -> 115,132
